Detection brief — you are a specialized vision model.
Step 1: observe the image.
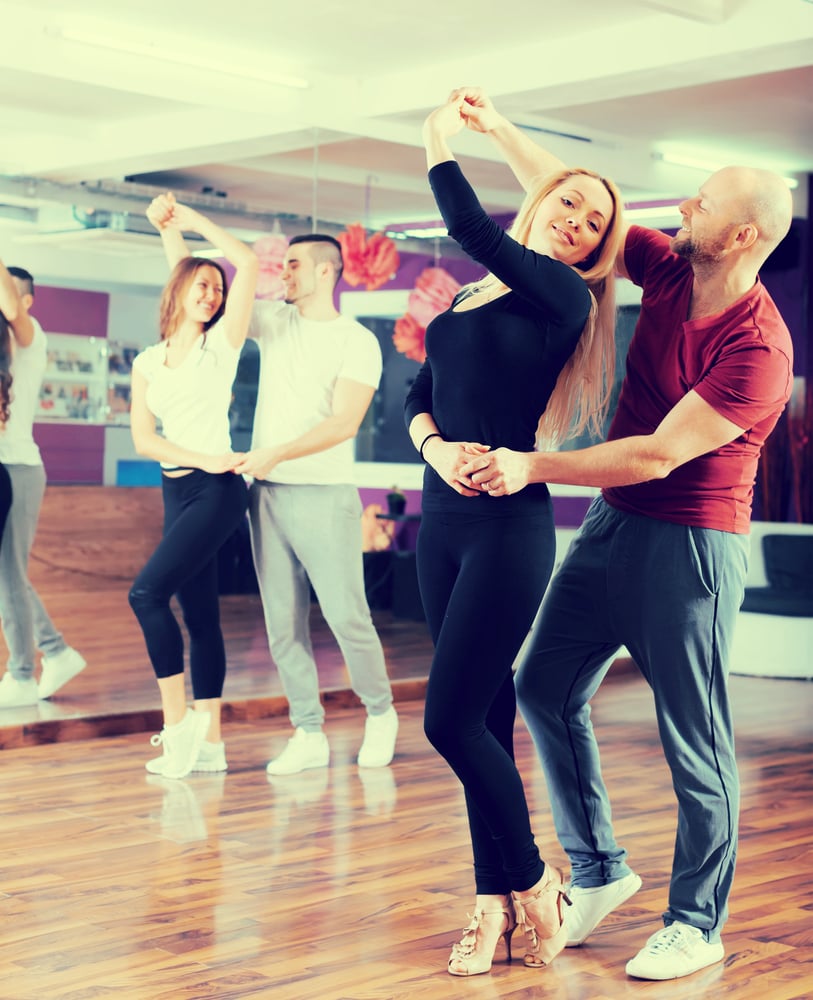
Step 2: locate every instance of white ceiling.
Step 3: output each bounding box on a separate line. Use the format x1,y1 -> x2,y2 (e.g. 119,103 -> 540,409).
0,0 -> 811,285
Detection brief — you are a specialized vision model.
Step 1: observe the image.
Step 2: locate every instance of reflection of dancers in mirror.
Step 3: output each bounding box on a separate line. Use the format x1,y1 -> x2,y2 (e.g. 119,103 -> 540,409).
406,91 -> 623,976
130,196 -> 258,779
0,263 -> 88,709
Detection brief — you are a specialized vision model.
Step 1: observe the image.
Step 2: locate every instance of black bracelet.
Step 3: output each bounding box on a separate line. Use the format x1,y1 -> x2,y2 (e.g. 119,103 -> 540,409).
419,432 -> 444,461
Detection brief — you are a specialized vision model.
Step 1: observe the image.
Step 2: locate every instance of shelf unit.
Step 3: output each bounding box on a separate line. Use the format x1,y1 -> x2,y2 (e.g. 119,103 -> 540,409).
36,333 -> 139,426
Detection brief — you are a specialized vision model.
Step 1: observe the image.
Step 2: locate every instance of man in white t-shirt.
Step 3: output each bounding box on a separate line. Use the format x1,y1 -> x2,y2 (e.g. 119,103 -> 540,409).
233,235 -> 398,774
0,266 -> 86,708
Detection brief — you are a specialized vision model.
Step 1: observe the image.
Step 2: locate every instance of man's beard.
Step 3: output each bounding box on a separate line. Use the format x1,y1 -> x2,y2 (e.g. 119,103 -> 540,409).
671,229 -> 729,267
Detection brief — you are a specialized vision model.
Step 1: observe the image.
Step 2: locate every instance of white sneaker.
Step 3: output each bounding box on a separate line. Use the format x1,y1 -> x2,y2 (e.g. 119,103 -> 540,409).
626,921 -> 724,980
146,739 -> 227,775
0,672 -> 39,708
565,871 -> 642,946
38,647 -> 87,699
146,709 -> 211,780
357,706 -> 398,768
266,727 -> 329,775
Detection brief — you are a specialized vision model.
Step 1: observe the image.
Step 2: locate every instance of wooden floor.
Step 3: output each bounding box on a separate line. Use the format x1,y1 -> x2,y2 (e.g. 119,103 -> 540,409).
2,673 -> 811,1000
2,498 -> 812,998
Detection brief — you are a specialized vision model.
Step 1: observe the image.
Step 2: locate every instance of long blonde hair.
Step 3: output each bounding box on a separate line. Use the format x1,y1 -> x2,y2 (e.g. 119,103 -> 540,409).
480,168 -> 625,448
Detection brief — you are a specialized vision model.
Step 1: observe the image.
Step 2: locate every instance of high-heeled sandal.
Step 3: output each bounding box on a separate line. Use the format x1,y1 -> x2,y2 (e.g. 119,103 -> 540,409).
447,898 -> 517,977
512,864 -> 572,968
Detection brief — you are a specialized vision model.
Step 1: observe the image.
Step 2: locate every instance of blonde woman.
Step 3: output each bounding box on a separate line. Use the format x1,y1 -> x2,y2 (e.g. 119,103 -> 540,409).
130,197 -> 258,780
405,93 -> 623,977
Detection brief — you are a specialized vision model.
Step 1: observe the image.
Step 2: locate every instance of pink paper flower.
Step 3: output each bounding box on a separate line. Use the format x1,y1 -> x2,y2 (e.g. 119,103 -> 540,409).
253,233 -> 290,300
393,267 -> 461,364
407,267 -> 461,327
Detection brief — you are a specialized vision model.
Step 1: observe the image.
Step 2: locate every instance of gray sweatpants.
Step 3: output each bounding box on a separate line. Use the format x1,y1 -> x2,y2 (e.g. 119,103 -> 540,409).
248,482 -> 393,731
0,464 -> 67,679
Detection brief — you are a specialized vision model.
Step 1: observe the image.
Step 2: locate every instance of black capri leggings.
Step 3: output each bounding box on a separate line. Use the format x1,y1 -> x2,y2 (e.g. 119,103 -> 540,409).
418,501 -> 556,895
129,470 -> 248,699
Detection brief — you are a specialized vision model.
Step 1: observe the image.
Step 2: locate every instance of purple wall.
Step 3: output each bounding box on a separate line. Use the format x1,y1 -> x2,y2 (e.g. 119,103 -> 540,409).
358,487 -> 593,550
31,285 -> 109,338
33,423 -> 105,484
31,286 -> 110,484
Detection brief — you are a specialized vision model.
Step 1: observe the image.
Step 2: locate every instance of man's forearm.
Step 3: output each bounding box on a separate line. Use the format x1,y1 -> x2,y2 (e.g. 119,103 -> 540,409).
276,414 -> 362,464
528,435 -> 675,489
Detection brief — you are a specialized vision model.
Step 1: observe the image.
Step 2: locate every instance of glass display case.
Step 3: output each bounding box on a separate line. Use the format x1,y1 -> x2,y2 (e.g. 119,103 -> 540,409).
36,334 -> 141,426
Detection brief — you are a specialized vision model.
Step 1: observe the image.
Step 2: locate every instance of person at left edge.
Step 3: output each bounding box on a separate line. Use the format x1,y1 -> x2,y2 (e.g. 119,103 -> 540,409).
0,263 -> 88,708
129,195 -> 258,780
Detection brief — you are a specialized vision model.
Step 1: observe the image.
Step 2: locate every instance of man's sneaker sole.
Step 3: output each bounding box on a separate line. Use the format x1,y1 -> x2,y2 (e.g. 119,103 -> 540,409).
266,754 -> 329,776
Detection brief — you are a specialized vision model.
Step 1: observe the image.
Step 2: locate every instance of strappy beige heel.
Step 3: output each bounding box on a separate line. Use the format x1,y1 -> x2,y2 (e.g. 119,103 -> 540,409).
448,897 -> 517,976
512,864 -> 572,968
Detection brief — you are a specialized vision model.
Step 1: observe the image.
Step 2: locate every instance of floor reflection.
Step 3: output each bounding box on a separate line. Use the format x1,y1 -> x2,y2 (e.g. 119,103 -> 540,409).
146,772 -> 227,843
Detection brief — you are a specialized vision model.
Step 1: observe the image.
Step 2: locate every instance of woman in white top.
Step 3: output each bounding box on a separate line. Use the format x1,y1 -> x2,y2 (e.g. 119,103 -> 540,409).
130,197 -> 258,780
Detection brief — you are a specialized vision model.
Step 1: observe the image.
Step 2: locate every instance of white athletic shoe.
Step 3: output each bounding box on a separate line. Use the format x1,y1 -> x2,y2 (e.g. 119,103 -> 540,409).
0,672 -> 39,708
266,727 -> 329,775
146,709 -> 211,780
357,706 -> 398,768
38,647 -> 87,699
565,871 -> 642,946
146,739 -> 227,775
626,921 -> 724,980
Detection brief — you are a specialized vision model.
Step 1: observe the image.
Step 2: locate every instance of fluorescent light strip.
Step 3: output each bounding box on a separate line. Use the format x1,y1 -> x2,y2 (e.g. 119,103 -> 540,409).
60,28 -> 309,90
625,204 -> 681,221
661,152 -> 798,190
387,226 -> 449,240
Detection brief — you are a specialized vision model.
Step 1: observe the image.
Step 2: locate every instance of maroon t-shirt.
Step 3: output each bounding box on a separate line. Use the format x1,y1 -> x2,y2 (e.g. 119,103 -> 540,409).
603,226 -> 793,534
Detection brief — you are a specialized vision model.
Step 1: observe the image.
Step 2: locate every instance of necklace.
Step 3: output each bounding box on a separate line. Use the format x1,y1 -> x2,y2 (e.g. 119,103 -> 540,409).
468,281 -> 507,303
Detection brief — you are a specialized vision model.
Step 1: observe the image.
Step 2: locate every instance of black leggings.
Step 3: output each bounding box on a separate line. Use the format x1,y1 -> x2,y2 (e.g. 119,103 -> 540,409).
418,503 -> 556,895
0,462 -> 10,545
129,470 -> 248,699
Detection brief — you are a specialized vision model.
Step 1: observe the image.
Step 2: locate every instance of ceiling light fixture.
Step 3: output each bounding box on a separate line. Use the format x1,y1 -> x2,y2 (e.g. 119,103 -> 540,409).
624,204 -> 682,221
387,226 -> 449,240
660,152 -> 798,190
59,27 -> 310,90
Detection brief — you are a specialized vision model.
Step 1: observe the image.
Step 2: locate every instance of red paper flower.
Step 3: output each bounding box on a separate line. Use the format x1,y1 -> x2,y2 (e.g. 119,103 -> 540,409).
392,312 -> 426,363
338,223 -> 400,291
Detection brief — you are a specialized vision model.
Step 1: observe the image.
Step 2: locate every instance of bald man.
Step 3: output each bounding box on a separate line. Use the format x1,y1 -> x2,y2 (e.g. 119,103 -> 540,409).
451,90 -> 794,983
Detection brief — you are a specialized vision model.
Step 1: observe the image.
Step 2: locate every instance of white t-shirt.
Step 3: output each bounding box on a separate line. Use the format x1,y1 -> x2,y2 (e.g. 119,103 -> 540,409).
249,301 -> 382,485
132,319 -> 240,468
0,317 -> 46,466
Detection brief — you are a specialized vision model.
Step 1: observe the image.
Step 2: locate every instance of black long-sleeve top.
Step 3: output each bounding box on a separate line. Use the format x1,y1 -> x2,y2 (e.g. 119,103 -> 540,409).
404,160 -> 592,514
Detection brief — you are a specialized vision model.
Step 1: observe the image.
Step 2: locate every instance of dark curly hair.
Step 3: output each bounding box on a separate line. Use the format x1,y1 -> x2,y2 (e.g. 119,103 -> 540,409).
0,313 -> 12,428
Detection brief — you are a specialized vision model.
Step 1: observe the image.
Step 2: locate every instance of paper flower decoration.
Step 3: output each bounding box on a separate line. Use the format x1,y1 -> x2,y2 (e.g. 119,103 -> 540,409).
393,312 -> 427,363
338,223 -> 400,291
253,233 -> 290,300
393,266 -> 461,364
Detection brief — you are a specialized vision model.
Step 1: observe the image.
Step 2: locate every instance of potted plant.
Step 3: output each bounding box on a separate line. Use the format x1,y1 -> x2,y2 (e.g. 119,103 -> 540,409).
386,485 -> 407,516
